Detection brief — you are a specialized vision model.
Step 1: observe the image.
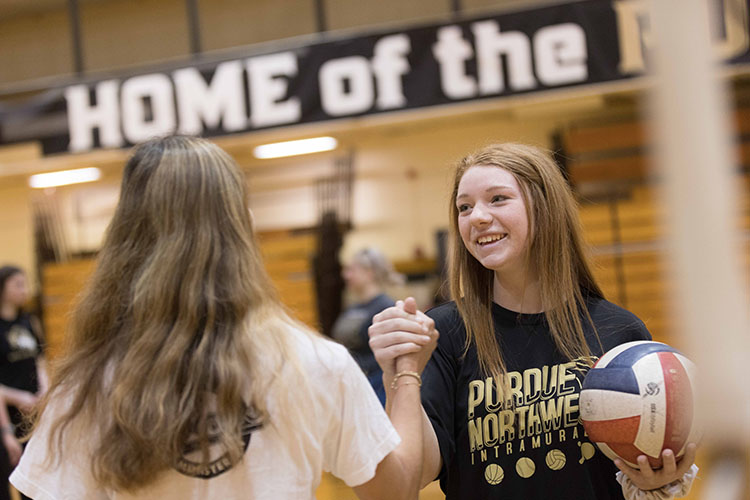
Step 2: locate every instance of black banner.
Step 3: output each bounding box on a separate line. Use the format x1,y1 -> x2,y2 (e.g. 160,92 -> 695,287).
1,0 -> 748,155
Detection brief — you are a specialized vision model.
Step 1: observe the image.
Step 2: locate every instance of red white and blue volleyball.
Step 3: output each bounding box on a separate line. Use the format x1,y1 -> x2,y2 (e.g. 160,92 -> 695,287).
579,341 -> 701,468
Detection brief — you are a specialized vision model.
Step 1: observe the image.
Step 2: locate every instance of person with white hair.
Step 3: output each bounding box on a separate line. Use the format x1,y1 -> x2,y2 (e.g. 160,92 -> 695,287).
332,248 -> 405,405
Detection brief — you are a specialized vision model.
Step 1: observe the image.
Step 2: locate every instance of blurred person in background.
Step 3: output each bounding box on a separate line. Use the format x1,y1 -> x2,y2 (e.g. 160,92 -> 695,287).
10,136 -> 434,500
0,266 -> 47,500
332,248 -> 405,406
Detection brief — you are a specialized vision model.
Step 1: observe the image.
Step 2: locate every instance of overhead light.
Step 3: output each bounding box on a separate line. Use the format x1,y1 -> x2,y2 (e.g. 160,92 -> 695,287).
253,137 -> 338,159
29,167 -> 102,188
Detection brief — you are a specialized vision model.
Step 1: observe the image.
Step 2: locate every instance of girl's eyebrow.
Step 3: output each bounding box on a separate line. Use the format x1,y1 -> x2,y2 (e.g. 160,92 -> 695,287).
456,185 -> 514,200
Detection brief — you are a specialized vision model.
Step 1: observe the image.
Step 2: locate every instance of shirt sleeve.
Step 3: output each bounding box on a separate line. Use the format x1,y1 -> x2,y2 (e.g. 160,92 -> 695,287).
10,393 -> 110,500
422,306 -> 461,484
631,317 -> 652,341
322,347 -> 401,487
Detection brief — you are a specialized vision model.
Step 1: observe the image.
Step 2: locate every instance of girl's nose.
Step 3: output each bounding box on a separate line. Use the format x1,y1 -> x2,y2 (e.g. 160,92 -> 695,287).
470,204 -> 492,226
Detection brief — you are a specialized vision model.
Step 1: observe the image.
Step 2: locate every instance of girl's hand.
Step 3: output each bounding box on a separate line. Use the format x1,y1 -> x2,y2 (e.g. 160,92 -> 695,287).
368,297 -> 438,380
614,443 -> 698,491
393,298 -> 439,376
0,387 -> 38,412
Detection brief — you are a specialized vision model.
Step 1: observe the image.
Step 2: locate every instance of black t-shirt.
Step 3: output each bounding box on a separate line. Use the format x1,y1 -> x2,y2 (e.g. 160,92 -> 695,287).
0,314 -> 41,425
423,297 -> 651,500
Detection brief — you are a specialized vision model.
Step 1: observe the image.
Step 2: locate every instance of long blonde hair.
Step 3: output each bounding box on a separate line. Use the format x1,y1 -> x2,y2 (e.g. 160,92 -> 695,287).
448,143 -> 603,386
35,136 -> 305,491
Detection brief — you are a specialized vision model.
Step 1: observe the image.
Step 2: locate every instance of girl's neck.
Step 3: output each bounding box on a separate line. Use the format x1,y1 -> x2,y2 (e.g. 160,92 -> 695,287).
0,303 -> 19,321
492,269 -> 543,314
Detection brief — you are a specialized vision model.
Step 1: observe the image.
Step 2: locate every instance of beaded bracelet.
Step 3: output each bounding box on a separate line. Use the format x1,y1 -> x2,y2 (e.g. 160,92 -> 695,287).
390,370 -> 422,389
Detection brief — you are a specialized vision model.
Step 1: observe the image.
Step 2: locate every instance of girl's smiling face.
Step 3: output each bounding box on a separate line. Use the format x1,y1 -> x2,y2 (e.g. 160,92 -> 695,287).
456,165 -> 531,275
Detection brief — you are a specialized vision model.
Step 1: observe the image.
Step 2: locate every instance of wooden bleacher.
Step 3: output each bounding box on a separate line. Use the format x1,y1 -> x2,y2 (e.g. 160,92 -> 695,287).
564,109 -> 750,500
40,259 -> 95,361
565,105 -> 750,344
40,230 -> 320,362
257,229 -> 319,328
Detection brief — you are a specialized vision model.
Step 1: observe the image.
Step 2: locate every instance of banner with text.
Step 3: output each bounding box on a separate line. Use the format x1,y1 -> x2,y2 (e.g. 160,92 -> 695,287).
1,0 -> 748,154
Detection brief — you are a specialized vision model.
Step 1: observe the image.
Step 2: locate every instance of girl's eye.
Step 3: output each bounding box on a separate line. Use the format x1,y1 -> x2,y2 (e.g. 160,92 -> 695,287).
491,195 -> 506,203
457,204 -> 471,213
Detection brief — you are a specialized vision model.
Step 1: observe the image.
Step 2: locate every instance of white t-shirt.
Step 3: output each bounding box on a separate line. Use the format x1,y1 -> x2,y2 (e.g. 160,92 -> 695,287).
11,327 -> 400,500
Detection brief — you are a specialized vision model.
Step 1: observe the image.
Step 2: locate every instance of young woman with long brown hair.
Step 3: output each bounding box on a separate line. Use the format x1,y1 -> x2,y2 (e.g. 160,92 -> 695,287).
11,136 -> 434,500
368,143 -> 698,499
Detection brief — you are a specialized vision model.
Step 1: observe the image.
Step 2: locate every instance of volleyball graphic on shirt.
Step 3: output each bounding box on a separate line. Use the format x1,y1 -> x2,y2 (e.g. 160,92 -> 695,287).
484,463 -> 504,485
545,449 -> 566,470
579,341 -> 700,469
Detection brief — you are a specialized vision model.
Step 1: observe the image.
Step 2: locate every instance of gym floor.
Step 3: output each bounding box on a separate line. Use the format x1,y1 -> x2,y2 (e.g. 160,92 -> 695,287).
317,473 -> 445,499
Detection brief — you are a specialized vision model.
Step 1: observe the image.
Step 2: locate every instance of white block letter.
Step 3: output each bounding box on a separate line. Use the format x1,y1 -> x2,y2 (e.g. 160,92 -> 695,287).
65,81 -> 122,152
472,20 -> 536,94
433,26 -> 477,99
247,52 -> 301,127
319,56 -> 374,116
121,73 -> 176,143
371,34 -> 411,109
174,62 -> 247,135
534,23 -> 588,85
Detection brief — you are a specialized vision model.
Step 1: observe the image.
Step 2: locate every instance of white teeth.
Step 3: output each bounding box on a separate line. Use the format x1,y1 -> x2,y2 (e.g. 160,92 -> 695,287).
477,234 -> 504,244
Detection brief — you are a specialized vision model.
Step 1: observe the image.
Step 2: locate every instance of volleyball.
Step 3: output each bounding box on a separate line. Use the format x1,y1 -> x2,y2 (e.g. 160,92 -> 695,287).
545,449 -> 566,470
579,341 -> 700,468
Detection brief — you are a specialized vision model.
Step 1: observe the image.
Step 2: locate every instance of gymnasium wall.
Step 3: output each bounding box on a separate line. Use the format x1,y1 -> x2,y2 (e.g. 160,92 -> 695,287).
564,95 -> 750,347
0,0 -> 532,86
0,177 -> 34,282
0,144 -> 40,285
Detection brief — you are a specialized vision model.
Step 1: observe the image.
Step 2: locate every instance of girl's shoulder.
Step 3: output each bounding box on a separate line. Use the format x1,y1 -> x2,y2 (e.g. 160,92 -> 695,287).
426,300 -> 460,322
425,301 -> 468,353
585,296 -> 645,324
584,296 -> 651,345
285,322 -> 361,378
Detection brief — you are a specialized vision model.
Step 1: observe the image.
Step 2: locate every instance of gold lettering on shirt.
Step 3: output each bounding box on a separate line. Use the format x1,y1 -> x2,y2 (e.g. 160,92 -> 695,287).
466,359 -> 592,452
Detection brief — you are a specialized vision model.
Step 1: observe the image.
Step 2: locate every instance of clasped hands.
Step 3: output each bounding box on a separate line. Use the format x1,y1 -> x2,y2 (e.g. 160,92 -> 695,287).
368,297 -> 439,384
